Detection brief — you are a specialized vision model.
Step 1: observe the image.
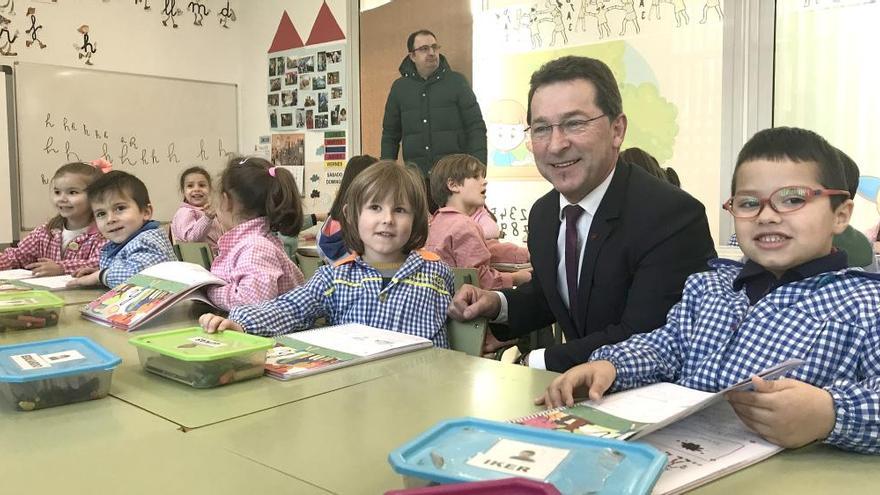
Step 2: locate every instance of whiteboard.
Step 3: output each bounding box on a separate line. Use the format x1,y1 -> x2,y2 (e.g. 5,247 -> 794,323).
11,62 -> 238,229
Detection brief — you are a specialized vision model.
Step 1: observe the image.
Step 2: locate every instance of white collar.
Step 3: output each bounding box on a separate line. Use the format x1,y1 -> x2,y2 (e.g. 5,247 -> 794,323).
557,165 -> 615,221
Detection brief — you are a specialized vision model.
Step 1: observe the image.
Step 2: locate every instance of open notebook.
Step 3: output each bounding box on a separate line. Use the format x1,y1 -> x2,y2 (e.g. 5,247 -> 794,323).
511,359 -> 802,494
81,261 -> 225,331
264,323 -> 433,380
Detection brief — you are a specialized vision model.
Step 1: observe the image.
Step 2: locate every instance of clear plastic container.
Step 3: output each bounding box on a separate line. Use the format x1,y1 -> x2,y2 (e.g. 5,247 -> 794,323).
388,417 -> 666,495
385,478 -> 562,494
0,337 -> 121,411
0,290 -> 64,331
129,327 -> 274,388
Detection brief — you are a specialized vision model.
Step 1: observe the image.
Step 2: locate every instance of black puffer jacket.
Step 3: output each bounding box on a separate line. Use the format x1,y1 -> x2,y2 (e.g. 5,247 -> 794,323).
381,54 -> 487,176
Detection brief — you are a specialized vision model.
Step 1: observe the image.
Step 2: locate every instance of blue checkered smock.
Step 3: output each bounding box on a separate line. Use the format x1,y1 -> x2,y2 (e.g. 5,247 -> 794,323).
229,250 -> 453,348
99,228 -> 176,287
591,259 -> 880,454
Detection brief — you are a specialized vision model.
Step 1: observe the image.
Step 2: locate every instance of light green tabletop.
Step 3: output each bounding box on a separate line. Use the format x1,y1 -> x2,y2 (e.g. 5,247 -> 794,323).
187,351 -> 880,495
1,396 -> 331,494
0,303 -> 451,430
3,279 -> 105,305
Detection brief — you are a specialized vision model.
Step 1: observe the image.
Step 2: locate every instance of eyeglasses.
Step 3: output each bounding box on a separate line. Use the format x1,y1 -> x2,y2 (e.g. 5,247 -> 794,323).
723,186 -> 850,219
525,114 -> 607,142
411,44 -> 441,54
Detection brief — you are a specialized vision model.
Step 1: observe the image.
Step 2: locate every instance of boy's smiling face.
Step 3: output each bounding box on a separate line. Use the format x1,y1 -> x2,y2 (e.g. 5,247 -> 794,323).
91,191 -> 153,244
733,158 -> 852,278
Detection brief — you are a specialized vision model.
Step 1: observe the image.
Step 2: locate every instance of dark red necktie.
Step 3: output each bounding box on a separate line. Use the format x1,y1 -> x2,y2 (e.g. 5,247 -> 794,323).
564,204 -> 585,314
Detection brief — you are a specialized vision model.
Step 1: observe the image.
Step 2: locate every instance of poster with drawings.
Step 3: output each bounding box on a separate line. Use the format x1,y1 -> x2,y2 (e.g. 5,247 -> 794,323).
267,42 -> 347,132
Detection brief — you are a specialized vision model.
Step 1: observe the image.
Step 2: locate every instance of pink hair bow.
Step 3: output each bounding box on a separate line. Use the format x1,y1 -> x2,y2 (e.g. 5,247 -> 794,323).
90,158 -> 113,174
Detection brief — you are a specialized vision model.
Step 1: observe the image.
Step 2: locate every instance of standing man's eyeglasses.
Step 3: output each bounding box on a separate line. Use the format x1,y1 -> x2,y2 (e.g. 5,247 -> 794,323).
411,44 -> 441,54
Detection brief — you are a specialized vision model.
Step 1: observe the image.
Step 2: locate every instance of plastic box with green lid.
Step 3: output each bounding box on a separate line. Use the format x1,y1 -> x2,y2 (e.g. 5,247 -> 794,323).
129,327 -> 274,388
0,290 -> 63,331
0,337 -> 121,411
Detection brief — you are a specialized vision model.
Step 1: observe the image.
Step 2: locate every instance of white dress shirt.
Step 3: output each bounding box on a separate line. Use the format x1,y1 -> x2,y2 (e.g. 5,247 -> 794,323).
494,168 -> 614,369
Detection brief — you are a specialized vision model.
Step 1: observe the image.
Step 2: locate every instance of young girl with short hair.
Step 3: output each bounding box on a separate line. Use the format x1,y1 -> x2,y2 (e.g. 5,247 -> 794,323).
0,161 -> 106,276
206,157 -> 305,311
171,166 -> 223,253
199,161 -> 453,348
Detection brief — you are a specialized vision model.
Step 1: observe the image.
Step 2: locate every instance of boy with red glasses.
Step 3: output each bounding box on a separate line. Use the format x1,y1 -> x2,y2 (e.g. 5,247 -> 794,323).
539,127 -> 880,454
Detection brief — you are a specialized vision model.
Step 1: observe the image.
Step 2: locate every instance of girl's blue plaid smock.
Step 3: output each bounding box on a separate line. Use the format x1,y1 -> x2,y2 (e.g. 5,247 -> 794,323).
229,250 -> 453,348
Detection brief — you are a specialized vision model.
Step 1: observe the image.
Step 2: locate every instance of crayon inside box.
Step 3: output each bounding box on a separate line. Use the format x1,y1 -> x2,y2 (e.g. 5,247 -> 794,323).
0,290 -> 63,331
0,337 -> 121,411
129,327 -> 274,388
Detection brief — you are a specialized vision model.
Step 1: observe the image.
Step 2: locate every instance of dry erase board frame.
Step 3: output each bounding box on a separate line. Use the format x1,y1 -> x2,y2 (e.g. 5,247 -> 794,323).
0,66 -> 18,244
10,62 -> 239,230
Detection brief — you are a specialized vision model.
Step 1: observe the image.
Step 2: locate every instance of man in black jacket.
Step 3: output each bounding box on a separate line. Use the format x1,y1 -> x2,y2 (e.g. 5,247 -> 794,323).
448,56 -> 716,373
381,30 -> 487,187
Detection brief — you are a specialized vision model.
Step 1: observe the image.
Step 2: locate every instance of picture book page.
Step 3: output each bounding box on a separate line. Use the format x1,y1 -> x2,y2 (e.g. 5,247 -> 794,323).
139,261 -> 226,286
290,323 -> 431,357
642,401 -> 782,495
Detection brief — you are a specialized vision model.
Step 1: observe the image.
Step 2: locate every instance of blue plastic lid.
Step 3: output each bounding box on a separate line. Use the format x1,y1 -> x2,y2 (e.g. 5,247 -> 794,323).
0,337 -> 122,383
388,417 -> 666,495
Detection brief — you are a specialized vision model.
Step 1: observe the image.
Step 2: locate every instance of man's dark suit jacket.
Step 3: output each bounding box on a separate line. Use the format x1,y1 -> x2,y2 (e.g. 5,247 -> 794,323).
492,160 -> 716,372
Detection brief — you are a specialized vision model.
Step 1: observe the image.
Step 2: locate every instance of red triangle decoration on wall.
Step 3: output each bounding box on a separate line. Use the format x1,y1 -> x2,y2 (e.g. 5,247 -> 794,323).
268,11 -> 304,53
305,1 -> 346,46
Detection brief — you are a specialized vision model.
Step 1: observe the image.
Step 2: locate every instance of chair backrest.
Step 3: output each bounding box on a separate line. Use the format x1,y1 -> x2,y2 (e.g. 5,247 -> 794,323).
447,267 -> 488,357
295,253 -> 323,281
173,242 -> 213,270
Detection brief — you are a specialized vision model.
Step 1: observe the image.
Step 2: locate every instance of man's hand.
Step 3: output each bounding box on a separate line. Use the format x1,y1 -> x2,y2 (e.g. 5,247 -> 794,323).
25,258 -> 64,277
447,284 -> 502,321
198,313 -> 244,333
727,376 -> 836,449
536,360 -> 617,408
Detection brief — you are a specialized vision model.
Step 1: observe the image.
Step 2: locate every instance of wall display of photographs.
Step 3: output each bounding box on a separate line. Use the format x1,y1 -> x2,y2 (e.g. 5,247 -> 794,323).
267,43 -> 348,132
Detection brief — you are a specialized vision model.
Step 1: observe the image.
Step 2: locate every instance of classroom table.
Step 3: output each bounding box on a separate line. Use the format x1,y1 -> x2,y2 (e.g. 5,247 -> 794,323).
1,395 -> 332,494
185,351 -> 880,494
0,302 -> 448,430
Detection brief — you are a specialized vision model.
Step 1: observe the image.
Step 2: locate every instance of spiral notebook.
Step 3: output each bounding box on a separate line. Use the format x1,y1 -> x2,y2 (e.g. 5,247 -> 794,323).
264,323 -> 433,380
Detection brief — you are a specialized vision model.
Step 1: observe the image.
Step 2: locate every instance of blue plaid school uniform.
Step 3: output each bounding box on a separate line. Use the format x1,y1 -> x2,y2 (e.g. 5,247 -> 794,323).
229,250 -> 453,348
99,228 -> 177,287
591,259 -> 880,454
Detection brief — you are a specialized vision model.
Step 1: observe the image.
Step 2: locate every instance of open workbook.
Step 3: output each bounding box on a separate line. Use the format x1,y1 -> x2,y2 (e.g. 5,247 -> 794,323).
0,270 -> 74,291
511,359 -> 802,494
264,323 -> 433,380
80,261 -> 225,331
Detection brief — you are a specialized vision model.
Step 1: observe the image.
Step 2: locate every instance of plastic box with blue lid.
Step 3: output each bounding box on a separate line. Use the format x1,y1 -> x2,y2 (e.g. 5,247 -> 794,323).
129,327 -> 274,388
385,478 -> 562,494
388,417 -> 666,495
0,290 -> 64,330
0,337 -> 121,411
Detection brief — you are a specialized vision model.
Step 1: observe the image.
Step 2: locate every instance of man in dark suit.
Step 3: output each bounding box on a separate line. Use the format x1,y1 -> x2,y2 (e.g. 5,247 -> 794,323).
448,56 -> 715,373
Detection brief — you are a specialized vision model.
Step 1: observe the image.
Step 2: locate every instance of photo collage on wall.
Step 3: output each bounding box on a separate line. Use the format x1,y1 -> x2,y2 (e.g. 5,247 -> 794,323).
267,43 -> 347,131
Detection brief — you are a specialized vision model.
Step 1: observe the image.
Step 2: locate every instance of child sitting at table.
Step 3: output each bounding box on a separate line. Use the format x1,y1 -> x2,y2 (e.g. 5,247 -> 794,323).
199,161 -> 453,348
68,171 -> 176,288
0,161 -> 106,276
539,127 -> 880,454
425,154 -> 531,289
206,157 -> 305,310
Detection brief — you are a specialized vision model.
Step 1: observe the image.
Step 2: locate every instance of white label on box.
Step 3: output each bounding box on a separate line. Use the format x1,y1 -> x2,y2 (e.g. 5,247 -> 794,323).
41,349 -> 86,364
189,337 -> 226,348
466,438 -> 570,481
10,353 -> 52,371
0,297 -> 40,308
